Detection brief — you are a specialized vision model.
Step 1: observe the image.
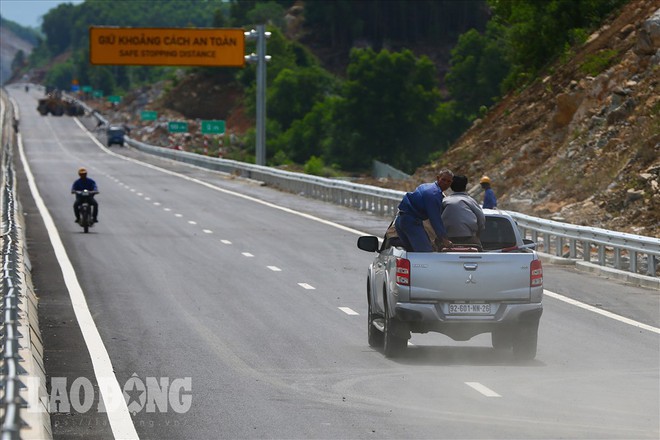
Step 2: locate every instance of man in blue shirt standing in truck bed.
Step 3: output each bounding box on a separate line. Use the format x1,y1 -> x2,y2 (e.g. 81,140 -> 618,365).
394,169 -> 454,252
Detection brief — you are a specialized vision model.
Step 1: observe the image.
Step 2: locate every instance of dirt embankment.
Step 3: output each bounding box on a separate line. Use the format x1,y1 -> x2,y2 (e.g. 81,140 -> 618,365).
390,0 -> 659,238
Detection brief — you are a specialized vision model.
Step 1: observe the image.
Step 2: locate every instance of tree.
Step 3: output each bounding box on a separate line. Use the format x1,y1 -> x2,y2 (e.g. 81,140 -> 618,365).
444,22 -> 510,117
44,61 -> 76,90
330,48 -> 441,172
41,3 -> 76,55
11,50 -> 26,74
487,0 -> 627,88
268,66 -> 339,132
247,1 -> 286,28
272,97 -> 339,164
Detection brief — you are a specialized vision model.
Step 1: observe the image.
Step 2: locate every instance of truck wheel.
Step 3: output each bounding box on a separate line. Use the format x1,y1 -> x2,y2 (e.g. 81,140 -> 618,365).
368,310 -> 383,348
512,322 -> 539,361
492,328 -> 513,350
367,284 -> 383,348
383,309 -> 407,358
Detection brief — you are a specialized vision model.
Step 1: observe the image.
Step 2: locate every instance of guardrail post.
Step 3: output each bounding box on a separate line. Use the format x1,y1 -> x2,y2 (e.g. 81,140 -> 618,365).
583,241 -> 591,262
569,238 -> 577,258
630,251 -> 638,273
649,255 -> 657,277
555,236 -> 563,257
597,244 -> 606,266
543,233 -> 550,253
614,248 -> 622,270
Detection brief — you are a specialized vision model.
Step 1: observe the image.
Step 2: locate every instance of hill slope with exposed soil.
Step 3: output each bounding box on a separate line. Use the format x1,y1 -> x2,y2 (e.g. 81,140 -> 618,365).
399,0 -> 659,238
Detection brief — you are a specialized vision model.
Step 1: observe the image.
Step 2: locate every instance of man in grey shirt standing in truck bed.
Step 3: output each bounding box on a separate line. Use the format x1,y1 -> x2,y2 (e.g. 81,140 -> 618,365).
442,175 -> 485,247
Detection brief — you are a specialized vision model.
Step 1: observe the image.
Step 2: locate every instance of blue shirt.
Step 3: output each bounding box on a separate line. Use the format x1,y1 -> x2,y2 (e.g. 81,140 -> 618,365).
483,187 -> 497,209
398,182 -> 448,238
72,177 -> 98,192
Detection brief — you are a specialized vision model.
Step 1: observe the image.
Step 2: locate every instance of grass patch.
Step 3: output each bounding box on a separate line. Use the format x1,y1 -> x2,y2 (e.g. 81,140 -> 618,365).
579,49 -> 619,76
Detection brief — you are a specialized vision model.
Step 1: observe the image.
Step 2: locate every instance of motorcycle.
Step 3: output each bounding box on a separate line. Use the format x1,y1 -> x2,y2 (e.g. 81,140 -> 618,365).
75,190 -> 98,233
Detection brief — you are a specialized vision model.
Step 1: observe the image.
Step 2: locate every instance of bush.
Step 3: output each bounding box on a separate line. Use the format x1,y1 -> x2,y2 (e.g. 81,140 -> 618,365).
579,49 -> 618,76
304,156 -> 325,176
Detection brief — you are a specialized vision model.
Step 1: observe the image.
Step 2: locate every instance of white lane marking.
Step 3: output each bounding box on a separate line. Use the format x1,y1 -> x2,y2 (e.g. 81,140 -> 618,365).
203,229 -> 213,234
163,208 -> 171,211
242,252 -> 254,257
188,220 -> 197,225
153,202 -> 161,206
18,135 -> 139,439
144,197 -> 151,201
298,283 -> 315,290
137,192 -> 143,196
465,382 -> 501,397
267,266 -> 282,272
221,240 -> 232,245
544,289 -> 660,334
74,119 -> 659,333
130,188 -> 135,192
338,307 -> 359,315
175,213 -> 183,218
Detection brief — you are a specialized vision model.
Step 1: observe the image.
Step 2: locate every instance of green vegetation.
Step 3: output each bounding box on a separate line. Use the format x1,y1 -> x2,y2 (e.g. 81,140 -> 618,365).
9,0 -> 630,175
579,49 -> 619,76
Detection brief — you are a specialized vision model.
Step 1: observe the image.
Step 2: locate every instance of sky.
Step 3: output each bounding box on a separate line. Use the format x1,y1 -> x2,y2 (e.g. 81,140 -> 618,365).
0,0 -> 84,29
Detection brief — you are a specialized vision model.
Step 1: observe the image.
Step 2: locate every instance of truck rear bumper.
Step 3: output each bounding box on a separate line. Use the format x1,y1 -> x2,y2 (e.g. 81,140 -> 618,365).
395,302 -> 543,337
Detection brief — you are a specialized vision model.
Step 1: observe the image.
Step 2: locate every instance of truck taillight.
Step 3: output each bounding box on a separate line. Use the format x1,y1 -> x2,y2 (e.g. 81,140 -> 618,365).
396,258 -> 411,285
530,259 -> 543,287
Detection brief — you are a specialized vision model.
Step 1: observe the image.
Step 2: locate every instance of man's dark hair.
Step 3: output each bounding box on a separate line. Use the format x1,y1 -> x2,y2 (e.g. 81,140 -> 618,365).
451,175 -> 468,192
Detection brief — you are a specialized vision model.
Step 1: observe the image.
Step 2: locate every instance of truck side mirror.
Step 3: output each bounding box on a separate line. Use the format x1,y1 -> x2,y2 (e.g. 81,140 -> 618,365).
357,236 -> 379,252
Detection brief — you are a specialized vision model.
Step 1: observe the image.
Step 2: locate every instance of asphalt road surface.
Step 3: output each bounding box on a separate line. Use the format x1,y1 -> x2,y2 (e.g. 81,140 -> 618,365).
7,84 -> 660,439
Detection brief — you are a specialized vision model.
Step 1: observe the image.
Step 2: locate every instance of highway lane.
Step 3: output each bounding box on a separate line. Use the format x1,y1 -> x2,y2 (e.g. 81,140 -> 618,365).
8,84 -> 660,439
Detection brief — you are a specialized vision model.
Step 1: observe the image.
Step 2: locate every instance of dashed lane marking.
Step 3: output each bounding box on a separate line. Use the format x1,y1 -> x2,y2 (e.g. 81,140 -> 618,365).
465,382 -> 501,397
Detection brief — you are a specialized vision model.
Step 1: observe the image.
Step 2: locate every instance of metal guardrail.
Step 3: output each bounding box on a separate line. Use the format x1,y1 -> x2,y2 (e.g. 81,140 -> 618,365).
510,211 -> 659,277
1,91 -> 25,439
122,136 -> 659,279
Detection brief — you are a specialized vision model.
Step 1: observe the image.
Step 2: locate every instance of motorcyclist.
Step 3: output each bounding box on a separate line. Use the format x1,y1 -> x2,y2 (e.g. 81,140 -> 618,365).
71,167 -> 99,223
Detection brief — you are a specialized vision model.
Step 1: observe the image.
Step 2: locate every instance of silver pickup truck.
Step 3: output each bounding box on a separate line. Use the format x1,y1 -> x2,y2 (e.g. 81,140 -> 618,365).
357,210 -> 543,360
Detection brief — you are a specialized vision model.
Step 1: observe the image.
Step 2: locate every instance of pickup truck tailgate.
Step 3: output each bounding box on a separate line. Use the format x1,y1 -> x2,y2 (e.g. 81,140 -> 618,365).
408,253 -> 532,301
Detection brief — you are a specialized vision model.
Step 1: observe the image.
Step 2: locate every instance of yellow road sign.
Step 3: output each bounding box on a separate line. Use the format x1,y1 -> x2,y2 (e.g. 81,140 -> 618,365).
89,27 -> 245,67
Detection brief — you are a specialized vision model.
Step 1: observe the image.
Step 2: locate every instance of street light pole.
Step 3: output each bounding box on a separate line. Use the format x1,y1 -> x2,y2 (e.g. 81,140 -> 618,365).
244,25 -> 271,166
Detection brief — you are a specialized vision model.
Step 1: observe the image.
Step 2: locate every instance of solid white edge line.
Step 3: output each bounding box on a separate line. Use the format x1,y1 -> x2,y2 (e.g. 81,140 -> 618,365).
71,119 -> 659,334
544,289 -> 660,334
338,307 -> 359,316
18,135 -> 139,439
465,382 -> 501,397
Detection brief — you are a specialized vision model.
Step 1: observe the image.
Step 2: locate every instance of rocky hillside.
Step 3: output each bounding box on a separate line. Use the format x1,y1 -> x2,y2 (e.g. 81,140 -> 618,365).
0,25 -> 34,84
410,0 -> 659,238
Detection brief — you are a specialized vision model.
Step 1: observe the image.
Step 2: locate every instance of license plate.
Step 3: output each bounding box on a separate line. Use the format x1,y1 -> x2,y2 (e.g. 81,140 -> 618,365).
448,303 -> 491,314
